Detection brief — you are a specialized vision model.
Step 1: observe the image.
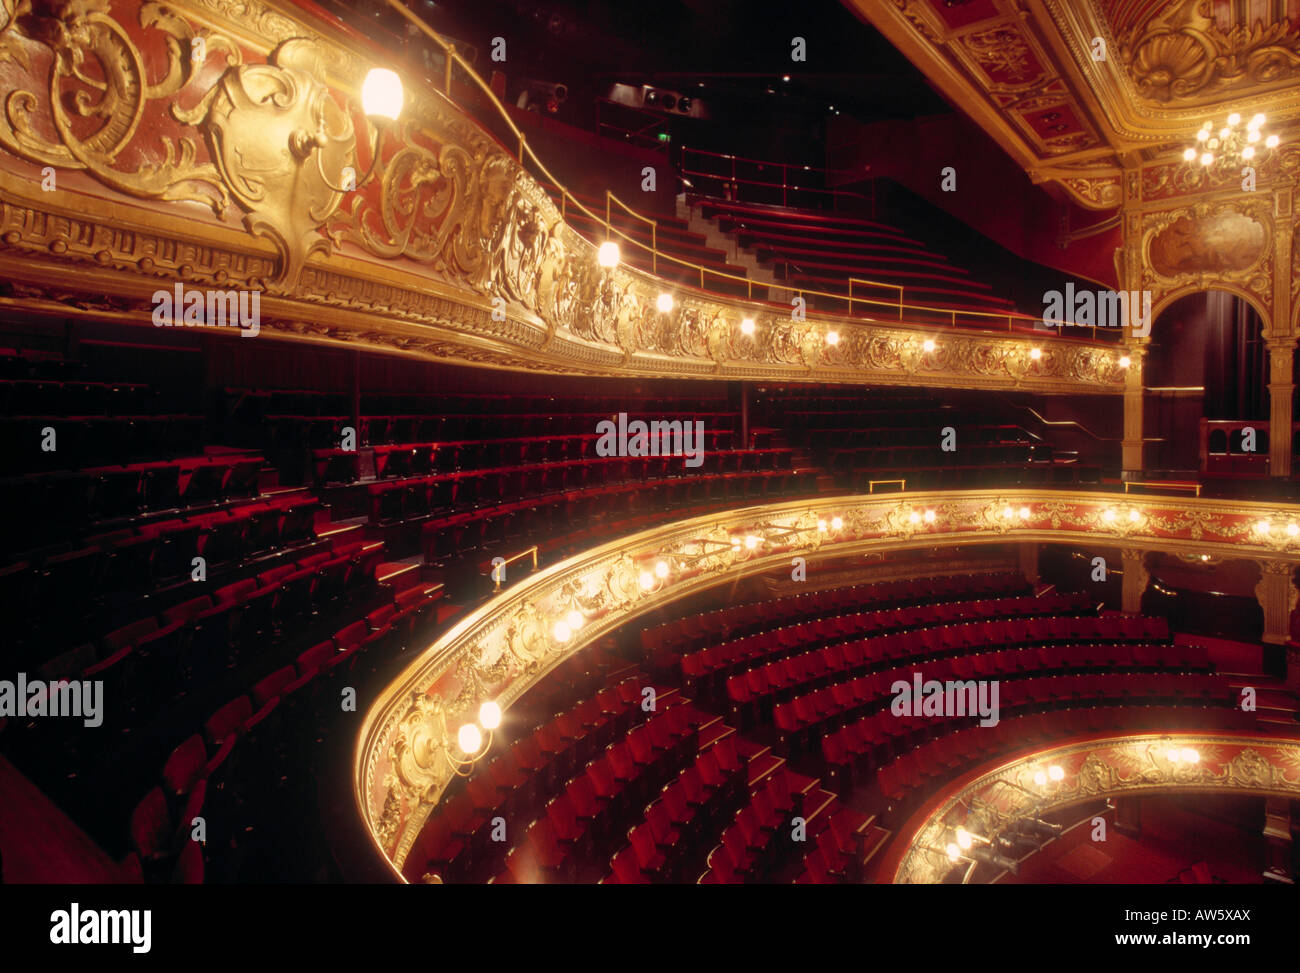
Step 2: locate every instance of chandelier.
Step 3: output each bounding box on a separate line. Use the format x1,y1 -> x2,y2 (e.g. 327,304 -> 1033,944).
1183,113 -> 1280,173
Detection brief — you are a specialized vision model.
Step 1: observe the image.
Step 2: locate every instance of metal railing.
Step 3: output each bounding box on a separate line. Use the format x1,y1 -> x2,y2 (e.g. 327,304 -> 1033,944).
680,145 -> 874,213
378,0 -> 1108,342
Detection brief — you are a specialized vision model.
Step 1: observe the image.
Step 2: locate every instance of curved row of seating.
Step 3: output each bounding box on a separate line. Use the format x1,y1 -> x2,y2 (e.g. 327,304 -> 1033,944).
126,580 -> 446,883
681,591 -> 1101,699
420,470 -> 820,563
642,572 -> 1028,659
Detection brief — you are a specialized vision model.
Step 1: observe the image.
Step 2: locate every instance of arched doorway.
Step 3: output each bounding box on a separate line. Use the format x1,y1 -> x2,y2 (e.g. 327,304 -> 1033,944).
1145,291 -> 1266,476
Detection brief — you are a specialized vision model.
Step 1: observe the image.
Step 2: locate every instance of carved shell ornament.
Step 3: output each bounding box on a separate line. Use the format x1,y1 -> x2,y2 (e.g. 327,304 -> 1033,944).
188,38 -> 355,289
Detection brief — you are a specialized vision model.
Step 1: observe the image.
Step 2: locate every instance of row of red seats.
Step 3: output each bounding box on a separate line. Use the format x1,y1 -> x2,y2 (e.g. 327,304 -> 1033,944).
871,704 -> 1257,816
421,470 -> 819,562
0,454 -> 263,544
645,572 -> 1028,656
126,581 -> 445,883
0,415 -> 206,475
728,624 -> 1181,718
791,804 -> 876,885
318,437 -> 759,489
0,379 -> 154,416
369,450 -> 794,522
498,706 -> 709,884
682,591 -> 1100,690
776,641 -> 1193,746
603,736 -> 752,884
65,541 -> 385,736
824,680 -> 1238,794
267,410 -> 742,451
690,768 -> 803,884
2,494 -> 320,663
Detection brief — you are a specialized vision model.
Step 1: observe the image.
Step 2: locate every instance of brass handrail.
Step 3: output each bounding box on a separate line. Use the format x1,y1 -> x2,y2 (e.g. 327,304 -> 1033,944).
382,0 -> 1105,342
1123,481 -> 1202,498
868,479 -> 907,493
490,545 -> 539,590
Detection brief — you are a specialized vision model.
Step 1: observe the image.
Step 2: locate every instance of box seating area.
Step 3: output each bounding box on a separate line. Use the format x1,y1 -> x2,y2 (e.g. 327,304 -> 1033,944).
692,198 -> 1018,320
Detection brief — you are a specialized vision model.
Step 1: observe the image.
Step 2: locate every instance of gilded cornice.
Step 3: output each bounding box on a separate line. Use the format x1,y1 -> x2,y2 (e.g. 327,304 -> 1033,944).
0,0 -> 1122,391
888,732 -> 1300,884
354,488 -> 1300,880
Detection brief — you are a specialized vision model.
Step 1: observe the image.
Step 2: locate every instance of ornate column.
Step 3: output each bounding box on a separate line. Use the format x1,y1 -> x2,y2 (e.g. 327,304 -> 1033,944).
1119,548 -> 1149,614
1266,340 -> 1295,478
1019,542 -> 1039,587
1121,346 -> 1146,478
1253,560 -> 1298,646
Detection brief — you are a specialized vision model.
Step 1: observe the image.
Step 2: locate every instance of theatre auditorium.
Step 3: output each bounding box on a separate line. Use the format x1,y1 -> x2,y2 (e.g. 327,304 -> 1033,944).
0,0 -> 1297,890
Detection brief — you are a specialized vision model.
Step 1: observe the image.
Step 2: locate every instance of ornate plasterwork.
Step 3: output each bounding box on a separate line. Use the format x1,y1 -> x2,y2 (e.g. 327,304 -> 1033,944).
1110,0 -> 1300,105
891,733 -> 1300,884
855,1 -> 1300,209
1138,197 -> 1274,318
355,488 -> 1300,880
0,0 -> 1124,392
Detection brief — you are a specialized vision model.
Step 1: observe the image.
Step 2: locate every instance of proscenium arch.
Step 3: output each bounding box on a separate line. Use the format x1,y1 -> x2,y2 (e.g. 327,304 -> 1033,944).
354,489 -> 1300,880
884,731 -> 1300,883
1150,284 -> 1272,337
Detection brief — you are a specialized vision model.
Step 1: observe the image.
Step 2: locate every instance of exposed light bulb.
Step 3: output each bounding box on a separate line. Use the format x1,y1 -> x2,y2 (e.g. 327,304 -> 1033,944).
922,339 -> 936,352
1266,134 -> 1280,149
1242,146 -> 1256,160
1227,113 -> 1240,126
654,560 -> 670,578
1183,147 -> 1197,161
565,609 -> 584,631
1029,347 -> 1042,360
597,241 -> 620,267
553,620 -> 572,642
825,330 -> 839,346
924,509 -> 936,523
1118,355 -> 1131,368
1200,152 -> 1214,166
740,317 -> 755,335
656,292 -> 674,313
478,701 -> 502,730
457,723 -> 482,755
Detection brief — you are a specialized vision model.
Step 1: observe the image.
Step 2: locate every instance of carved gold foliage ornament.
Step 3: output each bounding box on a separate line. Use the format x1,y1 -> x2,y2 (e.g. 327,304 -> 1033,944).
183,38 -> 354,288
0,0 -> 229,211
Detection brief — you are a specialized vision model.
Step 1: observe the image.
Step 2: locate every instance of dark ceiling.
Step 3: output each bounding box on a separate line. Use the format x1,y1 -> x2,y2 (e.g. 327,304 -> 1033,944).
405,0 -> 954,161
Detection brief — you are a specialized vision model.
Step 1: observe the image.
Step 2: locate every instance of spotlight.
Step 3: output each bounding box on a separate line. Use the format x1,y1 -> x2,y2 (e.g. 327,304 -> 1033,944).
656,292 -> 674,313
597,241 -> 620,267
740,317 -> 755,335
